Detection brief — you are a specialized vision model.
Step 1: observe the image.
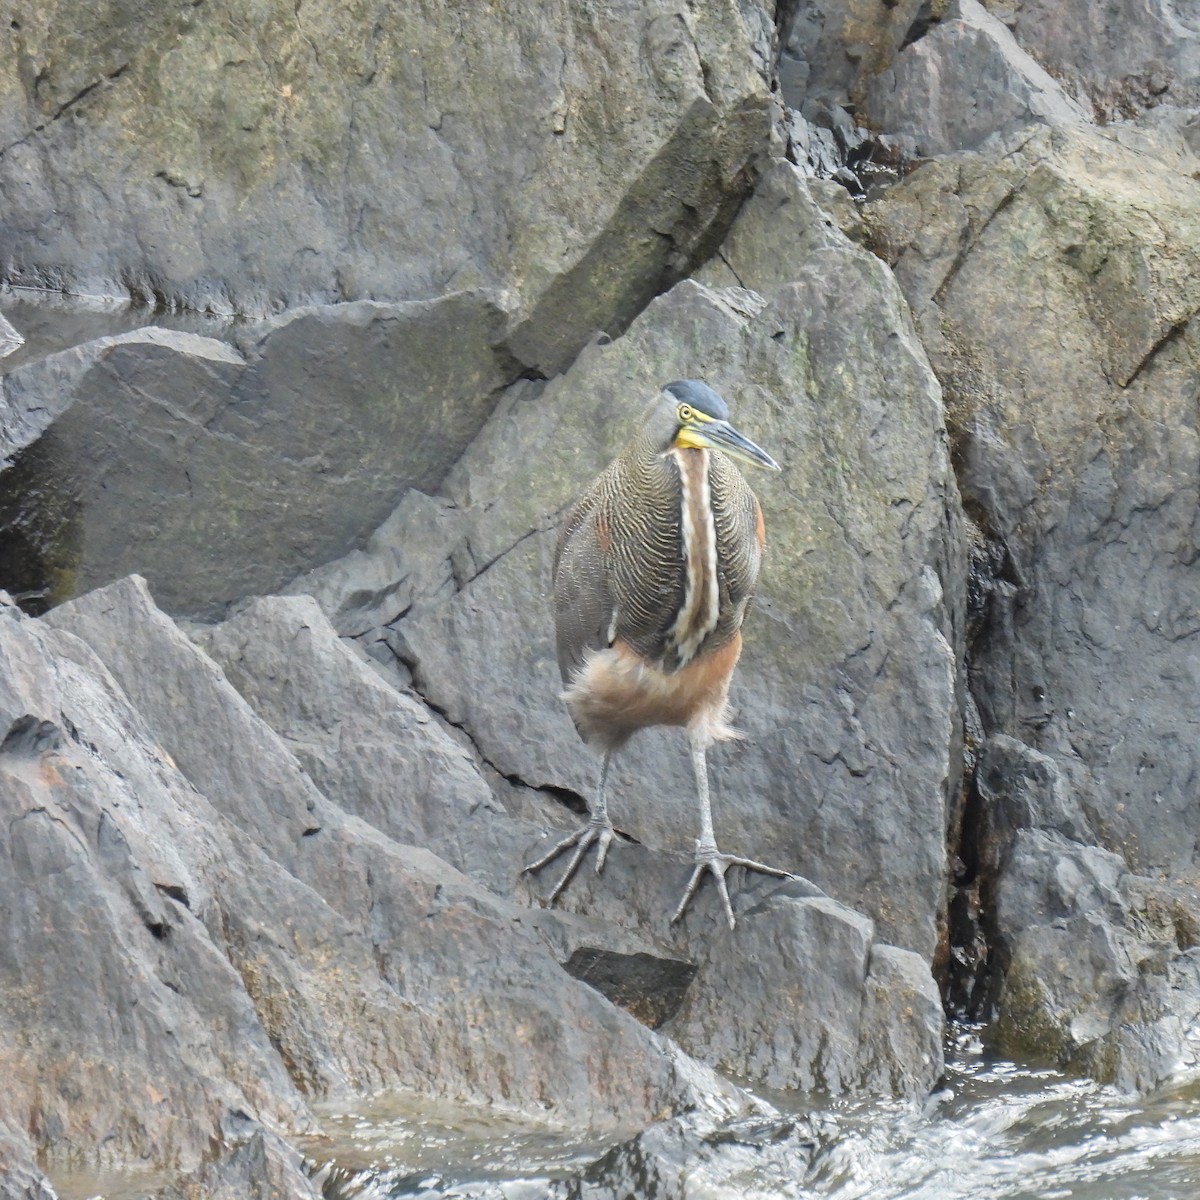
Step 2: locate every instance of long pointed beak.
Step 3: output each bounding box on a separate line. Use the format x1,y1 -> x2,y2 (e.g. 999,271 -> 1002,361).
694,419 -> 781,471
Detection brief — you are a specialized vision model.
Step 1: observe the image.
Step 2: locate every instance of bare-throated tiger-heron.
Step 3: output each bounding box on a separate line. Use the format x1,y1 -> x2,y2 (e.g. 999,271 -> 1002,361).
524,379 -> 793,929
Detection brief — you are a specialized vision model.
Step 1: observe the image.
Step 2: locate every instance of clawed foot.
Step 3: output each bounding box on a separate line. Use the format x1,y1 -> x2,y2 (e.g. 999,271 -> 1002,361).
671,845 -> 794,930
523,815 -> 616,903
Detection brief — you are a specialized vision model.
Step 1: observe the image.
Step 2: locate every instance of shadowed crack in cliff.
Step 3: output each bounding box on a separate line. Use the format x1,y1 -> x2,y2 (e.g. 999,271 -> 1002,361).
939,509 -> 1020,1019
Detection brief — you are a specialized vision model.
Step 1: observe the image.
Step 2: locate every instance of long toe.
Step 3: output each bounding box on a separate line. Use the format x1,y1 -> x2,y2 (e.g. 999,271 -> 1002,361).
523,817 -> 616,904
723,854 -> 794,881
670,849 -> 794,929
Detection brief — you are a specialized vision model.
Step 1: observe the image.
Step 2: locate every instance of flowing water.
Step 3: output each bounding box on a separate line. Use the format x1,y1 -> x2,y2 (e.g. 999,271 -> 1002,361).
794,1030 -> 1200,1200
302,1029 -> 1200,1200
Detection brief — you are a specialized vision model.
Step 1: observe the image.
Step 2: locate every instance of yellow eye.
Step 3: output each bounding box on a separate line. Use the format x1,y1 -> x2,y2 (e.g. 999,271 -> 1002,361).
677,403 -> 693,422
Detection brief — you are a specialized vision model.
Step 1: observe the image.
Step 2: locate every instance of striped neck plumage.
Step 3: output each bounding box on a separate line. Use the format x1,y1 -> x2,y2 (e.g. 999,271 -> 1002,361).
668,447 -> 720,665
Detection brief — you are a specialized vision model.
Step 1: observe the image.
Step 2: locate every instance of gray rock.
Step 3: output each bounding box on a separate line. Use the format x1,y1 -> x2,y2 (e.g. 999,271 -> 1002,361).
0,311 -> 22,361
0,599 -> 312,1174
45,576 -> 746,1130
0,576 -> 758,1188
693,159 -> 849,293
949,734 -> 1200,1091
784,108 -> 850,180
0,0 -> 769,375
869,123 -> 1200,882
0,1123 -> 58,1200
864,0 -> 1089,156
271,177 -> 955,1106
979,0 -> 1200,117
569,1109 -> 816,1200
974,733 -> 1095,864
151,1126 -> 324,1200
0,292 -> 517,617
991,829 -> 1200,1092
196,591 -> 517,896
664,892 -> 944,1096
0,324 -> 242,463
196,586 -> 939,1101
869,119 -> 1200,1089
777,0 -> 936,111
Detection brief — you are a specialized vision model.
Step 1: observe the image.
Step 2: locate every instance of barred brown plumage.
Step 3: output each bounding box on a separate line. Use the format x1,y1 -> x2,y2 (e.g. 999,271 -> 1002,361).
524,379 -> 794,930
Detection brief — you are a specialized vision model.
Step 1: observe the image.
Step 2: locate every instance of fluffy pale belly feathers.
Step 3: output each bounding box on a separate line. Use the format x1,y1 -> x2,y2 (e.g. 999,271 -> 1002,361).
563,634 -> 743,753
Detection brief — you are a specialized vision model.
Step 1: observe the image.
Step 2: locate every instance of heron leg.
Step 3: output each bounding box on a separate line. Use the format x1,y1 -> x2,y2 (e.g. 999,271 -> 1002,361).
523,750 -> 616,902
671,730 -> 793,930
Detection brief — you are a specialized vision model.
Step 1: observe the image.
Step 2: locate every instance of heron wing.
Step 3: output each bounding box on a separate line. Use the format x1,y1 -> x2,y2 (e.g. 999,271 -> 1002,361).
552,492 -> 616,686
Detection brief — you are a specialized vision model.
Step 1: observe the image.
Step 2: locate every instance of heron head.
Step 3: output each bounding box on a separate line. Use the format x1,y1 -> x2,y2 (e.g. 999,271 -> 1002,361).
660,380 -> 781,471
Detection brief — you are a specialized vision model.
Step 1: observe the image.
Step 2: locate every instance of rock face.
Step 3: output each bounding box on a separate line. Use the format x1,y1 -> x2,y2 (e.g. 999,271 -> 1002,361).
867,100 -> 1200,1083
0,0 -> 769,374
978,0 -> 1200,118
777,0 -> 935,111
863,0 -> 1089,156
664,891 -> 943,1095
869,121 -> 1200,884
0,555 -> 945,1193
202,590 -> 944,1096
974,737 -> 1200,1092
1,578 -> 755,1193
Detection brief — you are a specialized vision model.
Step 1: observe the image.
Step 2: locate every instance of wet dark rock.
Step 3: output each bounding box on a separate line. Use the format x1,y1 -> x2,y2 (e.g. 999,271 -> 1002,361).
992,826 -> 1200,1091
567,1109 -> 816,1200
562,948 -> 698,1030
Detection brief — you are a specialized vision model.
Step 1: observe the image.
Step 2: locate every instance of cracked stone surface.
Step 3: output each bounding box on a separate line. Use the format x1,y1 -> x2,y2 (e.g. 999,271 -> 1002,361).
0,576 -> 750,1181
776,0 -> 935,111
978,0 -> 1200,118
663,891 -> 943,1095
862,0 -> 1090,157
0,568 -> 944,1195
8,0 -> 1200,1190
0,0 -> 769,374
868,117 -> 1200,1080
196,584 -> 942,1100
973,737 -> 1200,1091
